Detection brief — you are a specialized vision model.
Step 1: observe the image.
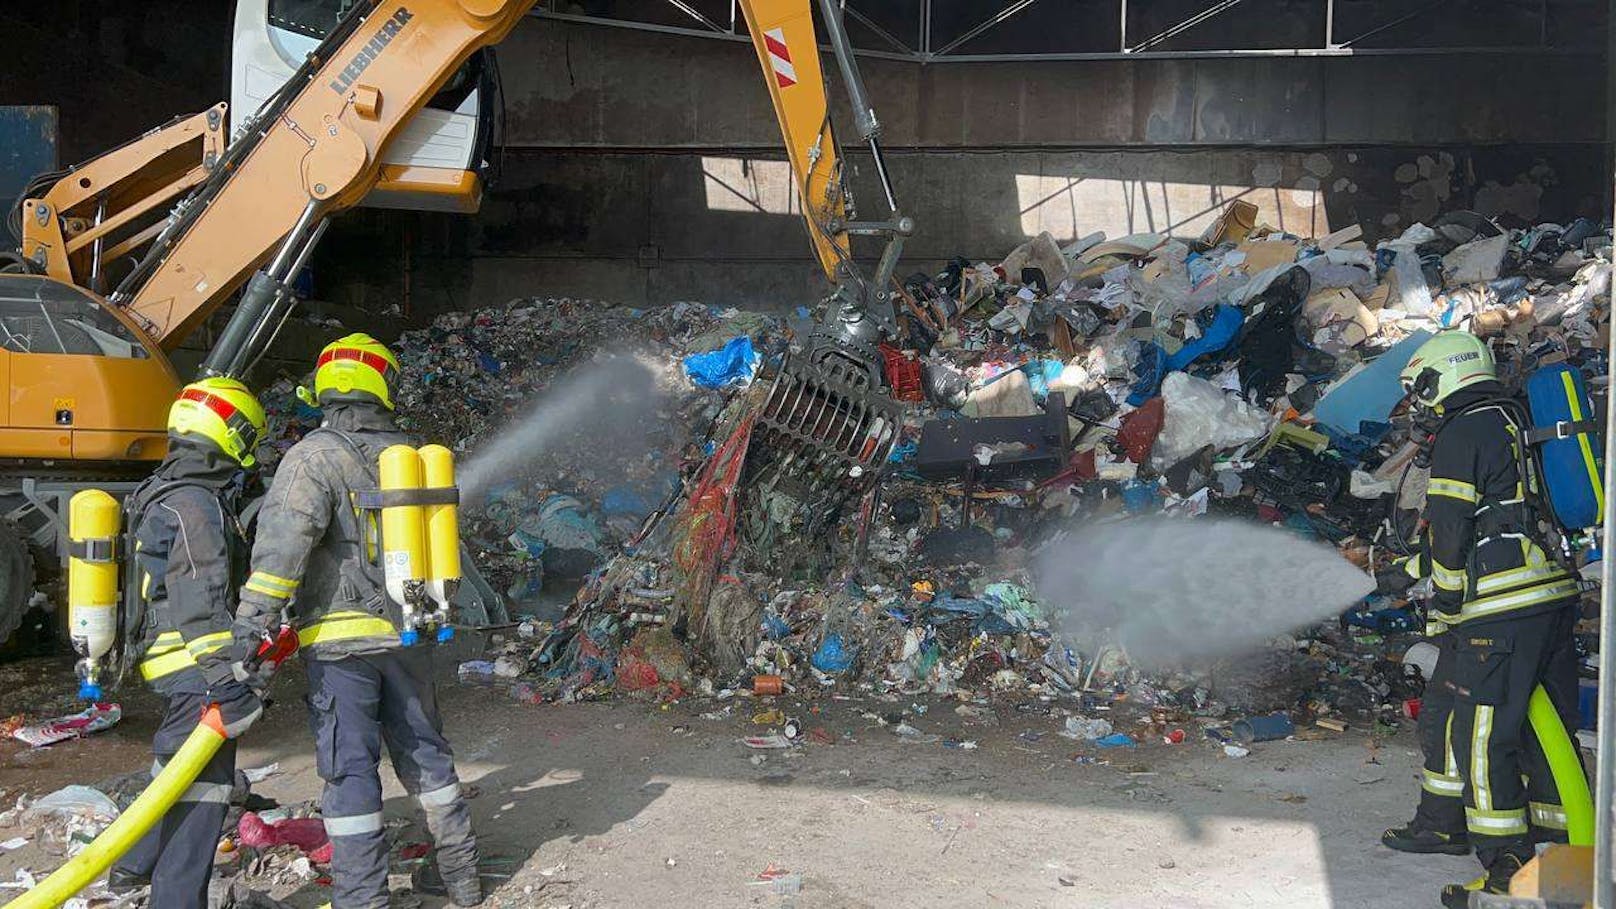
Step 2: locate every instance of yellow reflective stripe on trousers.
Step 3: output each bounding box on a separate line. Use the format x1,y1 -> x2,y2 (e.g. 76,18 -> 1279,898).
1431,559 -> 1466,591
1459,578 -> 1582,622
186,631 -> 232,656
1444,722 -> 1459,779
1476,563 -> 1566,595
1429,477 -> 1479,503
298,611 -> 398,647
1466,807 -> 1529,836
1472,705 -> 1494,811
1422,768 -> 1464,796
1529,801 -> 1569,830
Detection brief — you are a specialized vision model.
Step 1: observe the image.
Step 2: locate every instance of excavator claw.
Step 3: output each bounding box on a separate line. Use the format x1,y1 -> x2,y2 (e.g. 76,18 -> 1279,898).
755,348 -> 901,486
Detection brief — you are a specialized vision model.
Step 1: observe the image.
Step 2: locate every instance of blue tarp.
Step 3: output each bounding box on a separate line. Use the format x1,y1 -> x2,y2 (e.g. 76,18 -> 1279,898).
1314,330 -> 1431,438
683,336 -> 761,389
1127,304 -> 1245,405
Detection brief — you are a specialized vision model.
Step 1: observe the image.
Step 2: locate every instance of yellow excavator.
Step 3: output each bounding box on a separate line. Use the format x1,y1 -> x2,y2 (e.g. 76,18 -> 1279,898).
0,0 -> 908,647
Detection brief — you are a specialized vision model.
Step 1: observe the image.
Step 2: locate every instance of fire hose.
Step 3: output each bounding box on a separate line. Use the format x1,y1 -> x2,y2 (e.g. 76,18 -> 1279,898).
4,625 -> 298,909
3,707 -> 227,909
1529,685 -> 1595,847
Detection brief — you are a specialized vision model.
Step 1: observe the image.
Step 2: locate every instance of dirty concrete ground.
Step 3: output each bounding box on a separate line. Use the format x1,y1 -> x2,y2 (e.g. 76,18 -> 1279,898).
2,647 -> 1475,909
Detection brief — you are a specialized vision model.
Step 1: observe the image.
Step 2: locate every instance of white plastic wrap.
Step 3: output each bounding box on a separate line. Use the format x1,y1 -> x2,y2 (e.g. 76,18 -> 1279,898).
1151,373 -> 1273,468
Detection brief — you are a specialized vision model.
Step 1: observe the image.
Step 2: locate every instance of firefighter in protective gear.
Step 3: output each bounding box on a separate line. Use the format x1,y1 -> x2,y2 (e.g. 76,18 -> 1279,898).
236,334 -> 481,909
107,378 -> 267,907
1397,331 -> 1583,906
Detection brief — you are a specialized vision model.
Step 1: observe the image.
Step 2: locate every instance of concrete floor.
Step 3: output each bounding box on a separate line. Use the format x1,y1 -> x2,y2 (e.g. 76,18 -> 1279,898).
1,650 -> 1476,909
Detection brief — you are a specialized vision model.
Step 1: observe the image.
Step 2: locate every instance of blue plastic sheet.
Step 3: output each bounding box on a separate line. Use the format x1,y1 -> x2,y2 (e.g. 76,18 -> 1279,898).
1314,330 -> 1430,437
928,595 -> 1017,635
1165,304 -> 1244,372
1120,480 -> 1160,514
812,632 -> 855,673
683,336 -> 761,389
1127,305 -> 1244,405
601,485 -> 652,518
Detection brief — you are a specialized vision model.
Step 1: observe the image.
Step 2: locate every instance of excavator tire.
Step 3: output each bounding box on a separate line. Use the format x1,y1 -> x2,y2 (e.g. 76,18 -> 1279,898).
0,519 -> 34,648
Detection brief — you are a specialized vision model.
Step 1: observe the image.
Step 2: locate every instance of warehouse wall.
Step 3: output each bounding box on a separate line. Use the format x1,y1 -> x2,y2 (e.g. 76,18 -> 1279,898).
0,7 -> 1607,316
315,17 -> 1608,314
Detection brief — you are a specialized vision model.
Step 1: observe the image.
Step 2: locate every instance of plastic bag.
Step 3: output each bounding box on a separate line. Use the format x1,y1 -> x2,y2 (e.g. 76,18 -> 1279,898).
811,632 -> 854,674
1151,373 -> 1272,468
1391,248 -> 1435,316
682,335 -> 760,389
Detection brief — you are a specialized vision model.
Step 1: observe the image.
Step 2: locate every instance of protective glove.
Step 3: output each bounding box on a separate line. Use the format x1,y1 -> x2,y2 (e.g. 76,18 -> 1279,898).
1429,590 -> 1464,619
1374,565 -> 1416,595
211,680 -> 264,739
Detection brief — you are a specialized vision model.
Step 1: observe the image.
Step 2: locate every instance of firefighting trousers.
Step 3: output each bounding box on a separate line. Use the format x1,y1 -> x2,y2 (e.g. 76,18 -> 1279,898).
112,671 -> 237,909
305,648 -> 477,909
1446,605 -> 1581,861
1414,632 -> 1465,835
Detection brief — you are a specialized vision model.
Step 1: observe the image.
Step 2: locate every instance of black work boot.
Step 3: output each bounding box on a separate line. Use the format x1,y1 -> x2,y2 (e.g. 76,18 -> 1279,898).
1440,852 -> 1527,909
104,867 -> 150,895
412,861 -> 483,907
1381,820 -> 1471,856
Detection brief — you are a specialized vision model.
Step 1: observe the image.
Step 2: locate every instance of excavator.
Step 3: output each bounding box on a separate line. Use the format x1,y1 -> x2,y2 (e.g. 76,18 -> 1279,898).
0,0 -> 908,649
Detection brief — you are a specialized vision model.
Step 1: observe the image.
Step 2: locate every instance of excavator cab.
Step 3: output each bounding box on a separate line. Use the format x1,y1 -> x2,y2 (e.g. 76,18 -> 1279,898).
0,274 -> 173,465
232,0 -> 498,213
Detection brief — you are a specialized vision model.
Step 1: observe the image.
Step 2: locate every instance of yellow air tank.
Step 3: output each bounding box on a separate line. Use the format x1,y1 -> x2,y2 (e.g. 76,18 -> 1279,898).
378,444 -> 428,645
67,490 -> 121,701
418,444 -> 461,642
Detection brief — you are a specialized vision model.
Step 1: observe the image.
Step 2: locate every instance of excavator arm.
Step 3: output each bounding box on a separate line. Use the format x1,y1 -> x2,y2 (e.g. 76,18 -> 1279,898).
739,0 -> 911,379
736,0 -> 909,488
110,1 -> 531,364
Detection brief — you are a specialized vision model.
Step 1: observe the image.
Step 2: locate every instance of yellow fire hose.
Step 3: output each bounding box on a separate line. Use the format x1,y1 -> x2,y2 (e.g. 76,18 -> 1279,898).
1528,685 -> 1595,846
4,707 -> 227,909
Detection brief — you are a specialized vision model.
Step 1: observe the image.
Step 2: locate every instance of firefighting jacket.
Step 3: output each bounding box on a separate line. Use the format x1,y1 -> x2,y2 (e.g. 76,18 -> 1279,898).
127,442 -> 250,688
238,403 -> 413,659
1421,383 -> 1580,625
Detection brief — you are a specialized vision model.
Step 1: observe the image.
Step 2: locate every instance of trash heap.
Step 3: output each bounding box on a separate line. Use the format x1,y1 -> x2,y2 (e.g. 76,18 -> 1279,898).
373,299 -> 795,604
442,206 -> 1611,739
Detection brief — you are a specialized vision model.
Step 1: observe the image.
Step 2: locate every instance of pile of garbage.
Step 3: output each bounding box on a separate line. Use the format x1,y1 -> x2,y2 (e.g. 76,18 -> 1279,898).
428,204 -> 1607,734
261,298 -> 784,604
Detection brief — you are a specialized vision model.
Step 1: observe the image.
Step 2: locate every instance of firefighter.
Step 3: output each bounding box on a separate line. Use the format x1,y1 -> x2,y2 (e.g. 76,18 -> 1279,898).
233,333 -> 481,909
107,378 -> 267,908
1396,331 -> 1583,907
